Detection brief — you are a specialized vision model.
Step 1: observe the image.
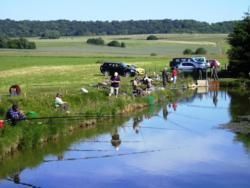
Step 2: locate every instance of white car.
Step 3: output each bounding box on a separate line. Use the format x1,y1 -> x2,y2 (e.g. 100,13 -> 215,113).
177,61 -> 207,73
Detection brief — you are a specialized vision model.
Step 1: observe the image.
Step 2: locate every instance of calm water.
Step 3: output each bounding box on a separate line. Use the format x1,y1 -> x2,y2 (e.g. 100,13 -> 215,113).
1,89 -> 250,188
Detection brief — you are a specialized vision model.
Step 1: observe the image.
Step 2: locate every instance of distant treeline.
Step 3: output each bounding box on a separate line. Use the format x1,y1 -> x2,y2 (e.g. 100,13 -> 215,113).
0,19 -> 237,37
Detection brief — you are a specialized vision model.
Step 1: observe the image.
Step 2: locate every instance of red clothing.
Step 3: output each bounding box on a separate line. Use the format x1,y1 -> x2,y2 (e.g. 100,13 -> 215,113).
172,69 -> 178,77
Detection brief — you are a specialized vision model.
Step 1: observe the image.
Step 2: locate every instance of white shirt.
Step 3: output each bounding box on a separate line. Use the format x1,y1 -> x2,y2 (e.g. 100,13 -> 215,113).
55,97 -> 65,106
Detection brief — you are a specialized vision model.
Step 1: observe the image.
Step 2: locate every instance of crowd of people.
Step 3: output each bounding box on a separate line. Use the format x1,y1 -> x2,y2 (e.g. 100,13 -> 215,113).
1,63 -> 220,126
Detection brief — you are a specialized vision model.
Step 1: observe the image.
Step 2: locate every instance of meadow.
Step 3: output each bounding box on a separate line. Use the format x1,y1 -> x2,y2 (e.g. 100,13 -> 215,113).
0,33 -> 229,157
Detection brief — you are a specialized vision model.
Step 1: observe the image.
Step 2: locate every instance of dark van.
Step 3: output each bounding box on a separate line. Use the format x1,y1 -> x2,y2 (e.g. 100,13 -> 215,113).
100,62 -> 137,77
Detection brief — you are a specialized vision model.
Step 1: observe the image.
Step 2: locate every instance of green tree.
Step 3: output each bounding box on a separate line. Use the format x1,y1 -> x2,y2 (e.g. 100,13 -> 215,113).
121,42 -> 126,48
107,40 -> 121,47
86,38 -> 105,45
195,47 -> 207,55
183,48 -> 193,55
228,13 -> 250,77
147,35 -> 158,40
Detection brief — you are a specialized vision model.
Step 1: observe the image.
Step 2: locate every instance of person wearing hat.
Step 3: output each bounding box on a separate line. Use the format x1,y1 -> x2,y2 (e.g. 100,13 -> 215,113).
6,104 -> 26,125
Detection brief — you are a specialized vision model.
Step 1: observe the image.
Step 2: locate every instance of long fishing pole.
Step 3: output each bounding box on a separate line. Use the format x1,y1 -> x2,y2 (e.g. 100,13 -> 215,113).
43,146 -> 188,163
83,140 -> 142,143
67,148 -> 113,152
186,104 -> 227,110
167,118 -> 204,136
169,111 -> 211,121
5,177 -> 41,188
43,149 -> 161,163
125,125 -> 177,131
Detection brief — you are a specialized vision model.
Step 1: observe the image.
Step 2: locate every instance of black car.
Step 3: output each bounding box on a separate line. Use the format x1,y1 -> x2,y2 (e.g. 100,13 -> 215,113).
100,62 -> 137,77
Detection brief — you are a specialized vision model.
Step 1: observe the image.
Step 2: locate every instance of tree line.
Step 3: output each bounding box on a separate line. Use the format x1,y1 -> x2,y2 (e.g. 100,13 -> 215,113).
0,19 -> 238,37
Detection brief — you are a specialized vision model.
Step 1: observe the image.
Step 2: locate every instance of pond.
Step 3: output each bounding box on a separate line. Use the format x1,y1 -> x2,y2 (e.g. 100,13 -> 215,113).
0,89 -> 250,188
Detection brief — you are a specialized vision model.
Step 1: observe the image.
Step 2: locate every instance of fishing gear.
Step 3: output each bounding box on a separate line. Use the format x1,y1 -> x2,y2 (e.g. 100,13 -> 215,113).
67,148 -> 113,152
82,140 -> 142,143
5,177 -> 41,188
43,149 -> 161,163
186,104 -> 227,110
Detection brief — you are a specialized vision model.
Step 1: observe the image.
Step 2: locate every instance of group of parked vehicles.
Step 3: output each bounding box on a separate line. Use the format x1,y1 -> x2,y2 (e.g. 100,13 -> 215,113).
100,56 -> 220,77
170,56 -> 220,73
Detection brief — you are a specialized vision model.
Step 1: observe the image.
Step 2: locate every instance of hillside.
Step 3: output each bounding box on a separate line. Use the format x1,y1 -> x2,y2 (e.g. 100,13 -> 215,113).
0,19 -> 238,37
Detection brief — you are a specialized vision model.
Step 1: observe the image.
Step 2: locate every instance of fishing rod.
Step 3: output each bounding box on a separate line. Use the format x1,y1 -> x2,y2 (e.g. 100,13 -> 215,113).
167,118 -> 204,136
43,149 -> 161,163
186,104 -> 227,110
125,125 -> 178,131
67,148 -> 113,152
169,111 -> 211,121
82,140 -> 142,143
43,146 -> 187,163
5,177 -> 41,188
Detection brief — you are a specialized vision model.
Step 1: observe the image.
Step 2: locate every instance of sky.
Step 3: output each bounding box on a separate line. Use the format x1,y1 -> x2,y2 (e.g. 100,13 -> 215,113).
1,0 -> 249,23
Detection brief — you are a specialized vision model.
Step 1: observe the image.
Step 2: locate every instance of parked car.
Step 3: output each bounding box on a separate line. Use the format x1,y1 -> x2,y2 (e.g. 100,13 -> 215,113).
128,64 -> 145,75
170,56 -> 209,69
176,61 -> 207,73
100,62 -> 137,77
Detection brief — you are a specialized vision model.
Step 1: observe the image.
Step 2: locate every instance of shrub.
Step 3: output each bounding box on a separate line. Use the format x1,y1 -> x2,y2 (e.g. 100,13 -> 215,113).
150,53 -> 157,56
2,38 -> 36,49
86,38 -> 105,45
147,35 -> 158,40
107,40 -> 121,47
183,48 -> 193,55
195,47 -> 207,55
121,42 -> 126,48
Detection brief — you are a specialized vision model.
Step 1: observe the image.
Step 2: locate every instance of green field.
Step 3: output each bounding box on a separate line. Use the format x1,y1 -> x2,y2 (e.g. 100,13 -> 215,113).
0,33 -> 229,89
0,33 -> 230,157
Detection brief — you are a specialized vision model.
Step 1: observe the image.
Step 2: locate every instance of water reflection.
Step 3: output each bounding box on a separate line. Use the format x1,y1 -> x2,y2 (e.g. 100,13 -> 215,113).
111,128 -> 122,151
1,89 -> 250,188
133,116 -> 143,134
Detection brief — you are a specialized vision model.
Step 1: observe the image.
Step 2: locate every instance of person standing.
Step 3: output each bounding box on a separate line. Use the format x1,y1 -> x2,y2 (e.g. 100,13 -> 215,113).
162,68 -> 168,88
109,72 -> 120,97
211,60 -> 219,80
172,67 -> 178,84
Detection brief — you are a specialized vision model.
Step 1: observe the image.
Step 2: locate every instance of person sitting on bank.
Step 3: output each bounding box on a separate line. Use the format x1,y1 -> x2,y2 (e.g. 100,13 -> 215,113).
6,104 -> 26,125
132,77 -> 144,96
109,72 -> 120,97
55,93 -> 69,112
9,85 -> 21,96
143,74 -> 153,93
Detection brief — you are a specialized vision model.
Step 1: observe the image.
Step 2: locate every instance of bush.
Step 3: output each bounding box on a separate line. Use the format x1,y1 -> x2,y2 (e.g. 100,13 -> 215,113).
1,38 -> 36,49
147,35 -> 158,40
195,47 -> 207,55
183,48 -> 193,55
86,38 -> 105,45
150,53 -> 157,56
121,42 -> 126,48
107,40 -> 126,48
107,40 -> 121,47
